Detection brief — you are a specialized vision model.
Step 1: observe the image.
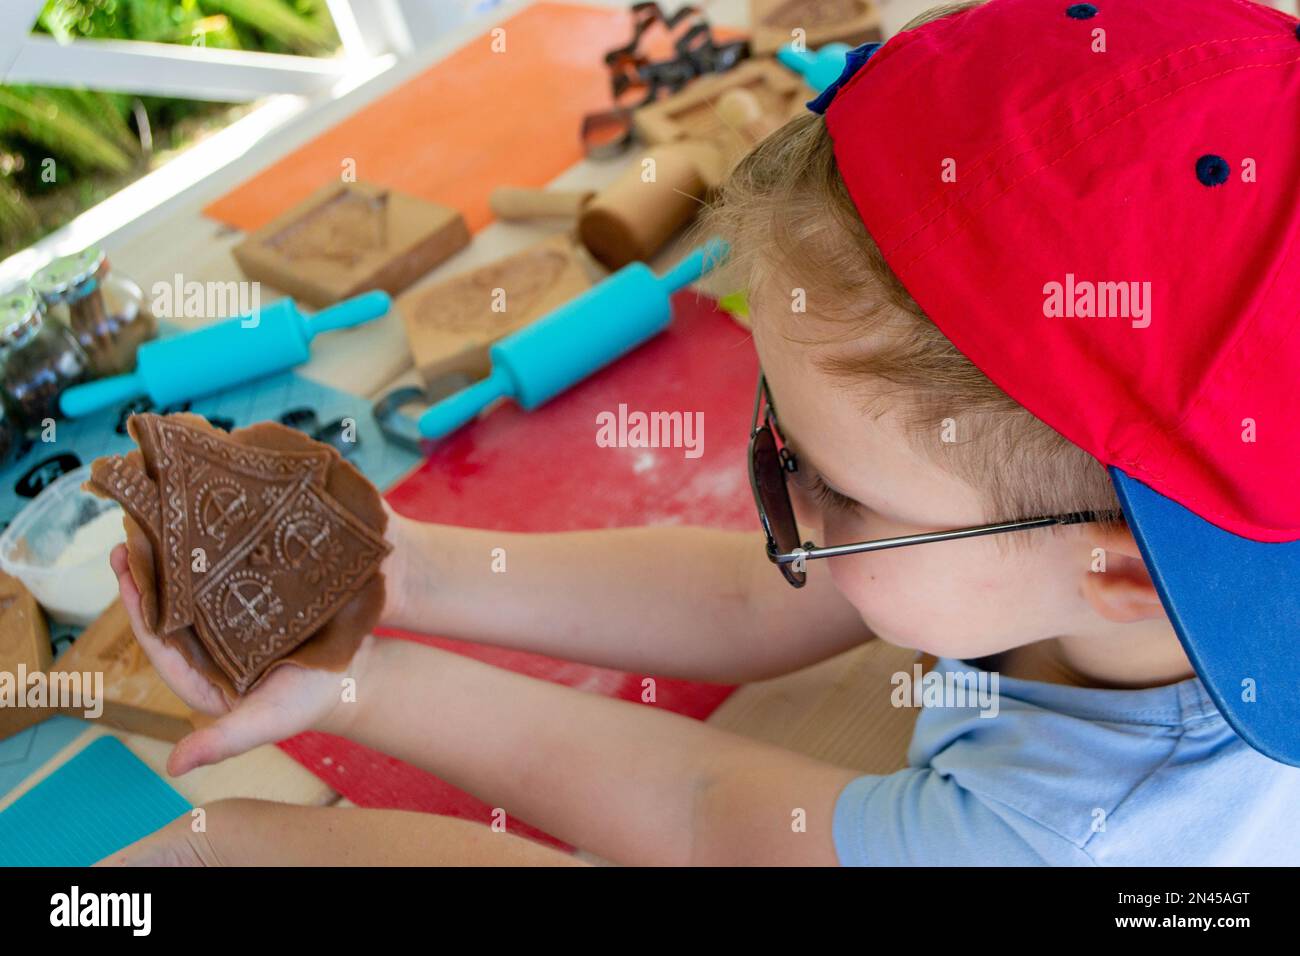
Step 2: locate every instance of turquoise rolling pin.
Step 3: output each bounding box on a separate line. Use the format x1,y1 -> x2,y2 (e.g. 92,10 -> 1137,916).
418,240 -> 729,440
59,290 -> 391,418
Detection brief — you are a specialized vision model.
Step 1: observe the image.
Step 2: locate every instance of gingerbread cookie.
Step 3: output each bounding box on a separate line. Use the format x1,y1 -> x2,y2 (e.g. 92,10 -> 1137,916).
87,413 -> 391,697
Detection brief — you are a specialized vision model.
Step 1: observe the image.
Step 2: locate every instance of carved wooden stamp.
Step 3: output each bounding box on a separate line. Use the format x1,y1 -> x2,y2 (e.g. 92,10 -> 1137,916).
232,182 -> 471,308
633,60 -> 806,165
0,572 -> 51,741
397,235 -> 592,385
50,600 -> 195,742
749,0 -> 884,57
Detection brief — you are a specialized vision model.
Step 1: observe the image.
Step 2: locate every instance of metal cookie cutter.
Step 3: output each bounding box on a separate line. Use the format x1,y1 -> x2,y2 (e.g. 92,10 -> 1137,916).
371,374 -> 473,454
581,1 -> 749,158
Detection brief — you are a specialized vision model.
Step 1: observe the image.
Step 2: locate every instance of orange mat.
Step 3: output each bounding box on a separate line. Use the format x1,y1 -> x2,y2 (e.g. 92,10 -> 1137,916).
205,3 -> 636,234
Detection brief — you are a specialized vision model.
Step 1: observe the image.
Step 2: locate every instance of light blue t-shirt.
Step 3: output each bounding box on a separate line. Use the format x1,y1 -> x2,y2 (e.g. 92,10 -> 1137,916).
832,656 -> 1300,865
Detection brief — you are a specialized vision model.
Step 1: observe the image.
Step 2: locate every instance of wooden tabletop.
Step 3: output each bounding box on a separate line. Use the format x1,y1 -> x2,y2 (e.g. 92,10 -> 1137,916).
7,0 -> 932,825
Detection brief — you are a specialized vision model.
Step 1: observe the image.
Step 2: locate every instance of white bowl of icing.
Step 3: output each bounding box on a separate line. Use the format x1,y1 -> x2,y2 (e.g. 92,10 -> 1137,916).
0,464 -> 125,626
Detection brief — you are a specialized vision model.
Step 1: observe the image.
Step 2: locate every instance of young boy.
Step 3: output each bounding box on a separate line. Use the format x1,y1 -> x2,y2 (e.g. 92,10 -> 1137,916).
105,0 -> 1300,866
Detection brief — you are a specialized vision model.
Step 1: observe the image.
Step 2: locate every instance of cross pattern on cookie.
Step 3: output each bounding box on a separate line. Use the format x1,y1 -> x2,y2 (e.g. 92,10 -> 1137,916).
193,479 -> 387,690
132,413 -> 331,635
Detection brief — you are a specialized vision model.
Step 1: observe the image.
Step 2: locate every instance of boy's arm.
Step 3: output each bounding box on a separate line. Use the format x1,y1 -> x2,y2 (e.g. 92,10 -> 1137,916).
383,516 -> 870,684
100,800 -> 586,866
331,637 -> 859,866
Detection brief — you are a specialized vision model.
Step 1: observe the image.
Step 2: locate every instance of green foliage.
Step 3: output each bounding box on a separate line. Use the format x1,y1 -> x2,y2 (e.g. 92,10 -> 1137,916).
0,178 -> 39,247
0,0 -> 340,253
0,87 -> 137,174
202,0 -> 336,54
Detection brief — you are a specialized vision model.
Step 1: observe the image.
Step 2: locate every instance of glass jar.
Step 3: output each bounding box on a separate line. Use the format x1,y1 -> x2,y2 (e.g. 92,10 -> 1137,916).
32,246 -> 155,378
0,287 -> 89,430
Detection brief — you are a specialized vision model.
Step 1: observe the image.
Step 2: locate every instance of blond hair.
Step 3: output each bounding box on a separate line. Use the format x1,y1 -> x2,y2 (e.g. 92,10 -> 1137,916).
701,1 -> 1121,525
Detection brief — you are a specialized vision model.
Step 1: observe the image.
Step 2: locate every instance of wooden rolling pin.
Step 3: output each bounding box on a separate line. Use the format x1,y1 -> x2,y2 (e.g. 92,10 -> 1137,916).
489,187 -> 595,221
489,141 -> 726,271
716,88 -> 783,145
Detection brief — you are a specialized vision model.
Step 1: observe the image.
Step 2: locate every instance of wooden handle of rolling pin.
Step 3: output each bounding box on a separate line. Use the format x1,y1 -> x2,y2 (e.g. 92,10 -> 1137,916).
489,186 -> 594,221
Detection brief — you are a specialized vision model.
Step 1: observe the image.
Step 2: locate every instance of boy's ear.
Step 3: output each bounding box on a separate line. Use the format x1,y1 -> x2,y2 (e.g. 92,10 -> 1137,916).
1079,524 -> 1167,624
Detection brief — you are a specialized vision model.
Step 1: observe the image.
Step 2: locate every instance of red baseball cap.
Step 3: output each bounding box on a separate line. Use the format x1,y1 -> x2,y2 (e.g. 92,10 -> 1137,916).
815,0 -> 1300,763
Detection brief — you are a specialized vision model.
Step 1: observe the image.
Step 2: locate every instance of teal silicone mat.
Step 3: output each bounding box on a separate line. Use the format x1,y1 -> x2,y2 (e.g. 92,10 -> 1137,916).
0,366 -> 421,531
0,736 -> 191,866
0,715 -> 86,802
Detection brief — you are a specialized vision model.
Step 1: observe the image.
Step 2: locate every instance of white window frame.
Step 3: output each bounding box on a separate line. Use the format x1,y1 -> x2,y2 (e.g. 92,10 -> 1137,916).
0,0 -> 417,281
1,0 -> 410,101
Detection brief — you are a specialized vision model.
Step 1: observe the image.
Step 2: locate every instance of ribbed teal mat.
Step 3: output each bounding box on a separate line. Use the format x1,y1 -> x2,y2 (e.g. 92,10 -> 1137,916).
0,736 -> 190,866
0,716 -> 86,802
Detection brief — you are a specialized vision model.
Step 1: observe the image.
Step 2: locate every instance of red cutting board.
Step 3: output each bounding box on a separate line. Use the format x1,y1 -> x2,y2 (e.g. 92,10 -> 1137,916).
279,292 -> 760,846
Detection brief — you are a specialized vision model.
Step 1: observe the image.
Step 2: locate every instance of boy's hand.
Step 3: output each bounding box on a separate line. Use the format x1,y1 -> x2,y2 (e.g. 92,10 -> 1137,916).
109,545 -> 375,775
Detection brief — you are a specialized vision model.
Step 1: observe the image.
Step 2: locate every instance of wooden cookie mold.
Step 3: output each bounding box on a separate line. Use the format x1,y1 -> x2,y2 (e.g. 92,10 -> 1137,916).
232,181 -> 470,308
749,0 -> 883,57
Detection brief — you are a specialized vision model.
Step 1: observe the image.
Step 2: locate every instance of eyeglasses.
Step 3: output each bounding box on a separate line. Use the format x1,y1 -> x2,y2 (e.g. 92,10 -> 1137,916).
747,374 -> 1119,588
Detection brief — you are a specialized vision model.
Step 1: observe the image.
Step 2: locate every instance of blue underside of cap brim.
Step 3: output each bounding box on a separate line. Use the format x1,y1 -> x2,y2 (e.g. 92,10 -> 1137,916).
1110,467 -> 1300,766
